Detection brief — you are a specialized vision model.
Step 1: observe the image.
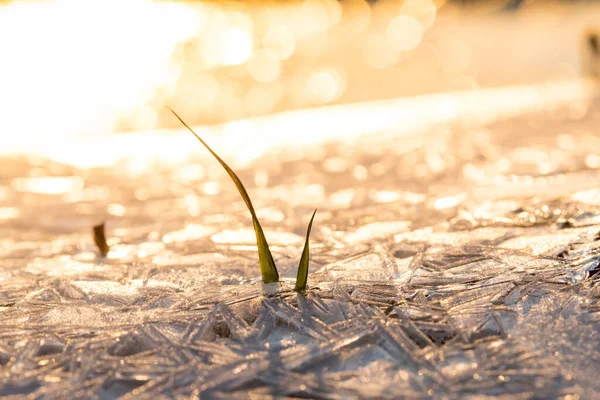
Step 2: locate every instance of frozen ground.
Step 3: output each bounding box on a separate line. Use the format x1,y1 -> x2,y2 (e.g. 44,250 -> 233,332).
2,80 -> 600,399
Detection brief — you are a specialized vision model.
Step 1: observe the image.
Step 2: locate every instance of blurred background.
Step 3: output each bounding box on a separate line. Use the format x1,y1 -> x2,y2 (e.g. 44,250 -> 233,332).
0,0 -> 599,150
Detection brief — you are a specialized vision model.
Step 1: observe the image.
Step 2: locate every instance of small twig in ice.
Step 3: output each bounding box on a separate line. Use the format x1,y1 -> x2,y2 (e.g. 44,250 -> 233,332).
93,222 -> 110,257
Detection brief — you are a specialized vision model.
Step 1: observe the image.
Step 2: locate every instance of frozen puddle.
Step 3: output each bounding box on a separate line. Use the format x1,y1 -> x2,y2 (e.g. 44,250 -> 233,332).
2,84 -> 600,398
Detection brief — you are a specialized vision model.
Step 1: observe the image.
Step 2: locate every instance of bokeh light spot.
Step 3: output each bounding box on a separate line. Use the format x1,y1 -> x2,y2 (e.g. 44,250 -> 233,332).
387,15 -> 423,52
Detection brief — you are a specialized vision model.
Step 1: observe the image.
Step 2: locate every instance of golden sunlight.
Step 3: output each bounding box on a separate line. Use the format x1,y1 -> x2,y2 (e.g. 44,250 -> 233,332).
1,0 -> 597,161
4,1 -> 600,397
0,0 -> 199,150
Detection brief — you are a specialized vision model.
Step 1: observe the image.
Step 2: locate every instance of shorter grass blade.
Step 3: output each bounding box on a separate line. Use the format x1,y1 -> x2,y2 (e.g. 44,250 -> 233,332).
295,209 -> 317,292
93,223 -> 110,257
168,107 -> 279,283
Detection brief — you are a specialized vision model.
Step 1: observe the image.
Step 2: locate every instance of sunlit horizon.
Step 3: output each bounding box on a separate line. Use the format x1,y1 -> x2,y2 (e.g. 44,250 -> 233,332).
1,0 -> 599,155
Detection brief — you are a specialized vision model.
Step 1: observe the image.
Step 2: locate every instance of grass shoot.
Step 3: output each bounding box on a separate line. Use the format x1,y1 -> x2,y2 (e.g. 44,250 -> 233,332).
168,108 -> 318,290
168,107 -> 279,283
295,209 -> 317,292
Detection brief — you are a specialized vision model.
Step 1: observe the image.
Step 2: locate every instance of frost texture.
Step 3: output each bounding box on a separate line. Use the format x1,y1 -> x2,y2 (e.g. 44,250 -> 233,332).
2,99 -> 600,398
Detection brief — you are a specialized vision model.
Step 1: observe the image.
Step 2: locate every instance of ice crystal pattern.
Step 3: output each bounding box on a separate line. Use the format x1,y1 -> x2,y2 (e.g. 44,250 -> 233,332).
2,97 -> 600,398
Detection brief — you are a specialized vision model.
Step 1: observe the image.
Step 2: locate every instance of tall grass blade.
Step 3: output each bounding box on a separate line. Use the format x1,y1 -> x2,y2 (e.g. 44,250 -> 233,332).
93,222 -> 110,257
168,107 -> 279,283
295,209 -> 317,292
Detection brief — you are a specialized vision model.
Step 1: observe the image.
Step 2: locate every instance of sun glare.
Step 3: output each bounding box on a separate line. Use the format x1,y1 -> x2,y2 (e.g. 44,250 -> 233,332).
1,0 -> 592,166
0,0 -> 199,149
0,0 -> 444,154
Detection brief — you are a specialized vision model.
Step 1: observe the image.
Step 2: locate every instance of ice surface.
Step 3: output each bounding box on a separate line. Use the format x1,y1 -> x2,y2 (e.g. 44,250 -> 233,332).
3,93 -> 600,398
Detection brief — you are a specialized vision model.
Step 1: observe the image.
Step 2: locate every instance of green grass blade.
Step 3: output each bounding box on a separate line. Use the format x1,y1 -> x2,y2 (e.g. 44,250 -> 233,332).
295,209 -> 317,292
93,222 -> 110,257
168,107 -> 279,283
